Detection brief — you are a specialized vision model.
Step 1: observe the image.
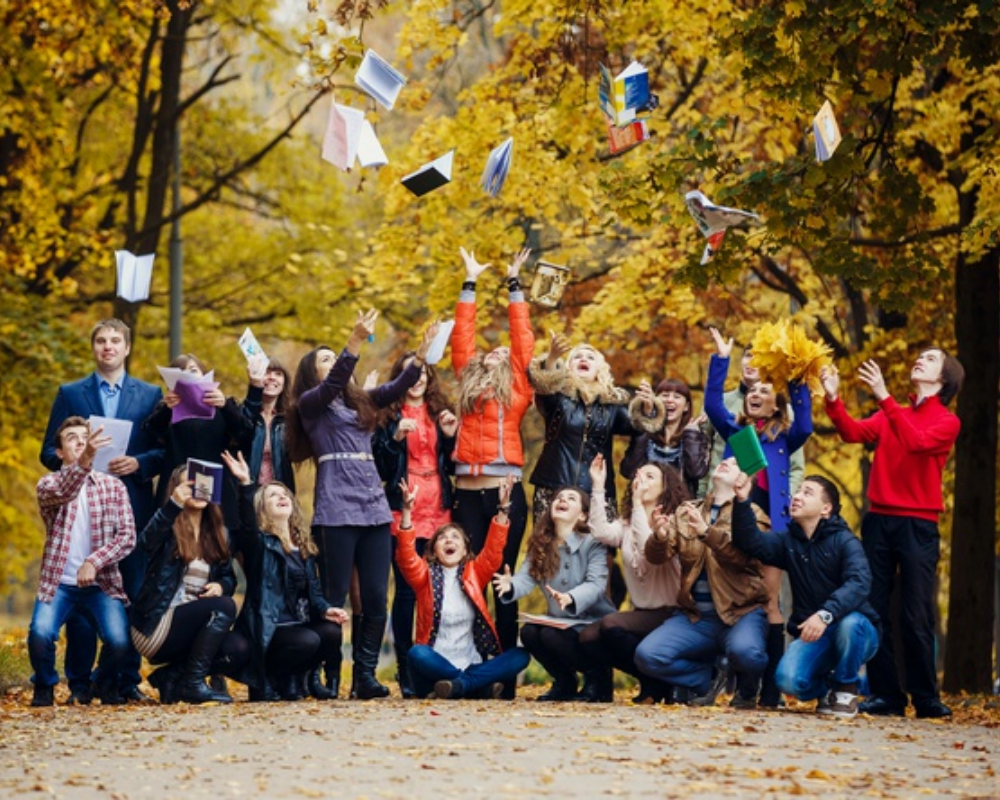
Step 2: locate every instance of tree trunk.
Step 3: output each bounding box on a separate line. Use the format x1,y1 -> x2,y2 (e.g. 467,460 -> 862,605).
943,197 -> 999,692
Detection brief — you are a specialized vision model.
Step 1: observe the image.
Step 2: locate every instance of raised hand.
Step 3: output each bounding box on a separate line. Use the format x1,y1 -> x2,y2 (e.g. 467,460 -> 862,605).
416,320 -> 441,361
685,411 -> 707,431
635,380 -> 655,415
492,564 -> 513,596
171,479 -> 195,507
681,502 -> 708,536
709,327 -> 733,359
362,369 -> 379,391
398,478 -> 418,510
545,330 -> 571,369
459,247 -> 491,281
220,450 -> 251,486
347,309 -> 379,354
733,471 -> 753,502
589,453 -> 607,488
80,426 -> 111,469
650,506 -> 671,539
247,353 -> 269,387
507,247 -> 532,280
819,365 -> 840,401
857,359 -> 889,401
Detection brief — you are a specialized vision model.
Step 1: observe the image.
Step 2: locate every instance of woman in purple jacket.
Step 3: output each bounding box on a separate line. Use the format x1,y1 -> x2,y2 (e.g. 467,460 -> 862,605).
286,310 -> 438,699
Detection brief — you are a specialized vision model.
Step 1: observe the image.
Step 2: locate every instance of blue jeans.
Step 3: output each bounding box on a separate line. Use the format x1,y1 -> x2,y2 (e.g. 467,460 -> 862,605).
407,644 -> 530,698
64,548 -> 147,692
635,607 -> 768,693
28,585 -> 130,690
776,612 -> 880,700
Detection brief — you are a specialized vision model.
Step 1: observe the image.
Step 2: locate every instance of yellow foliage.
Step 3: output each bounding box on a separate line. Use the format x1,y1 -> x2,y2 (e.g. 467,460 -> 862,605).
749,319 -> 833,396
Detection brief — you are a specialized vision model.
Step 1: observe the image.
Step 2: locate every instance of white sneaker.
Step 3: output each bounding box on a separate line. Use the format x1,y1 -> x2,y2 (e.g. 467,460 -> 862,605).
818,691 -> 859,719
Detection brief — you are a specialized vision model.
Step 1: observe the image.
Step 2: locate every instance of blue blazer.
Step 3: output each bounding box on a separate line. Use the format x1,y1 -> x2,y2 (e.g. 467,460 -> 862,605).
41,372 -> 165,529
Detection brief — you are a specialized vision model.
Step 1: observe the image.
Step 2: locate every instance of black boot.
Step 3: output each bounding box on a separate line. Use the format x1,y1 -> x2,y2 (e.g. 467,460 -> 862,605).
348,613 -> 363,699
148,663 -> 182,705
248,676 -> 280,702
578,668 -> 614,703
396,651 -> 416,699
352,614 -> 389,700
306,666 -> 335,700
537,674 -> 578,701
275,671 -> 306,701
175,611 -> 235,705
759,624 -> 786,708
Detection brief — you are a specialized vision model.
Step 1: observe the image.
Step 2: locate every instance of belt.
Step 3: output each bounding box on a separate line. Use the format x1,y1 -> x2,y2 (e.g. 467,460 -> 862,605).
317,452 -> 375,464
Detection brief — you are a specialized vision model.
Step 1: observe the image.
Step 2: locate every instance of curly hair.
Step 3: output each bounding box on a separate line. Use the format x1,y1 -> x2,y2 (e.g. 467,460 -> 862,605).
563,345 -> 628,405
164,465 -> 229,565
253,482 -> 318,557
286,346 -> 379,463
424,523 -> 474,568
526,487 -> 590,584
457,354 -> 513,415
378,350 -> 454,426
620,462 -> 690,522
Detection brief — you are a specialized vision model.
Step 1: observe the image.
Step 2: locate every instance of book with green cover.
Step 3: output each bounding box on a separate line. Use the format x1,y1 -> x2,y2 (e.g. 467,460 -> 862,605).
729,425 -> 768,476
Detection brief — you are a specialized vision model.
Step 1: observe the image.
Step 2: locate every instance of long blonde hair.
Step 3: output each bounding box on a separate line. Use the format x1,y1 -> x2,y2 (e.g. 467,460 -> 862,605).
563,345 -> 628,405
457,354 -> 513,415
252,482 -> 318,558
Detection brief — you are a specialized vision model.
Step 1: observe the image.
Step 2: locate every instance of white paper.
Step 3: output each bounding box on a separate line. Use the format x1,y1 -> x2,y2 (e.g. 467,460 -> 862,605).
354,49 -> 407,111
238,327 -> 266,362
813,100 -> 842,162
357,119 -> 388,168
86,416 -> 133,474
481,137 -> 514,197
684,190 -> 759,236
157,366 -> 216,391
115,250 -> 154,303
322,102 -> 364,171
424,320 -> 455,366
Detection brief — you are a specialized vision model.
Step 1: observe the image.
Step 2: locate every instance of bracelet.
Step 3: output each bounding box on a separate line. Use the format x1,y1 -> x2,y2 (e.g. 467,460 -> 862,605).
497,504 -> 511,513
462,280 -> 476,292
398,523 -> 414,531
506,277 -> 521,292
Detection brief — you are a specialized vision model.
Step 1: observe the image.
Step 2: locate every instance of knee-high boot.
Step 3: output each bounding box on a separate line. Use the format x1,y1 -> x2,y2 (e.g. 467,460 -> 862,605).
759,623 -> 786,708
175,611 -> 235,705
352,614 -> 389,700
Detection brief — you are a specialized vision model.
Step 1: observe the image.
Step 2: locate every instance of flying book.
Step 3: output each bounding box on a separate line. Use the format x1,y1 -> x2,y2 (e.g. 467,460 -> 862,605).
481,137 -> 513,197
684,190 -> 760,264
187,458 -> 224,504
606,118 -> 649,155
424,320 -> 455,366
401,150 -> 454,197
238,327 -> 266,362
728,425 -> 768,477
354,49 -> 407,111
321,102 -> 387,171
599,61 -> 655,126
813,100 -> 842,162
115,250 -> 154,303
530,261 -> 571,308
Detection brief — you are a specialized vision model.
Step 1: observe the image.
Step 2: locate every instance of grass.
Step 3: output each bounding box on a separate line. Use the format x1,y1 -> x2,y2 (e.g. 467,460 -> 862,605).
0,626 -> 32,693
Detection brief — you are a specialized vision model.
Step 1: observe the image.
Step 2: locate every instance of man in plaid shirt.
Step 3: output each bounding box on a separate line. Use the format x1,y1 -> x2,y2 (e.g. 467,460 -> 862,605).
28,417 -> 136,707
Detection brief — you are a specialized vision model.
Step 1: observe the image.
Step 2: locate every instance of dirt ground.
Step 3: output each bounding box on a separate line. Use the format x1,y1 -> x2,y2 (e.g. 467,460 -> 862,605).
1,690 -> 998,799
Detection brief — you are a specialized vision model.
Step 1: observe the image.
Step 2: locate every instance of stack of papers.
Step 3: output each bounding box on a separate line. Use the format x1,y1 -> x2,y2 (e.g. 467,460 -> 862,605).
354,49 -> 407,111
86,416 -> 133,473
115,250 -> 154,303
322,101 -> 387,172
481,137 -> 513,197
157,366 -> 219,424
401,150 -> 454,196
684,190 -> 760,264
813,100 -> 842,162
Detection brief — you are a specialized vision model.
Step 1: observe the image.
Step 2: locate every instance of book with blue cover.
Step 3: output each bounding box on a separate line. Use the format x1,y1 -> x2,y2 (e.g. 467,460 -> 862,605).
187,458 -> 224,504
599,61 -> 653,126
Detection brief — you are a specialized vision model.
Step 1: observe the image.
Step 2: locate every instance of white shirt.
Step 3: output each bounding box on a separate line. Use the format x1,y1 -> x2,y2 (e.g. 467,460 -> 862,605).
433,566 -> 482,669
59,491 -> 92,585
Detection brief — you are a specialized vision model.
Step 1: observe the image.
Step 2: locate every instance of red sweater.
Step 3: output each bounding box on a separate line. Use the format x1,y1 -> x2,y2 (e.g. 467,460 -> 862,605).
825,394 -> 960,521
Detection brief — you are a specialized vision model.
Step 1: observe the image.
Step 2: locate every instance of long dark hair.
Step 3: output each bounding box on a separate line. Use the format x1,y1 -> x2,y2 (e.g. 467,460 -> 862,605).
164,466 -> 229,564
378,350 -> 453,426
620,462 -> 689,522
286,346 -> 378,463
527,487 -> 590,584
264,358 -> 292,415
652,378 -> 694,447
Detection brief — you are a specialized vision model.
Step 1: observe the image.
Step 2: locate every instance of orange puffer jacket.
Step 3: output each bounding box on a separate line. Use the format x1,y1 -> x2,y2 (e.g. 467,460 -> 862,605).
451,290 -> 535,475
395,518 -> 509,649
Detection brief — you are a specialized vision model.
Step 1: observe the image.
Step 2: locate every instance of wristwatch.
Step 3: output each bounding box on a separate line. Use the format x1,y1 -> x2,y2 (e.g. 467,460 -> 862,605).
817,609 -> 834,625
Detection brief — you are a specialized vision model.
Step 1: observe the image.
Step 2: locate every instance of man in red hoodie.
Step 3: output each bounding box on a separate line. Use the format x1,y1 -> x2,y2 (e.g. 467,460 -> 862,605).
820,349 -> 964,719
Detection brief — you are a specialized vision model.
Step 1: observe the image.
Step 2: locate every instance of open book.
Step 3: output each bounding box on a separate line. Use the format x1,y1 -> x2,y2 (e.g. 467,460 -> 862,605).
684,190 -> 760,264
599,61 -> 655,126
813,100 -> 842,162
401,150 -> 454,196
115,250 -> 154,303
481,137 -> 513,197
518,613 -> 577,630
607,118 -> 649,155
187,458 -> 224,504
354,49 -> 407,111
322,102 -> 387,171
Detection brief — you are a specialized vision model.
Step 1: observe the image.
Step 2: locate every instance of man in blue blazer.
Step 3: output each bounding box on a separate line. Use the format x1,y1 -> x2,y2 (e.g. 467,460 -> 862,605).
40,318 -> 164,704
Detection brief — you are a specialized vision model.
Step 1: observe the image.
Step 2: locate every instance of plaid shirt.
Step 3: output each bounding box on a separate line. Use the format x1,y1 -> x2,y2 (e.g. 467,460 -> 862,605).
36,462 -> 136,603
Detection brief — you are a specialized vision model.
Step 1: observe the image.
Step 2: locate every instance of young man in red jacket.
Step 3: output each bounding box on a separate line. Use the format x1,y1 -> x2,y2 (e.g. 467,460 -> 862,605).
820,349 -> 964,719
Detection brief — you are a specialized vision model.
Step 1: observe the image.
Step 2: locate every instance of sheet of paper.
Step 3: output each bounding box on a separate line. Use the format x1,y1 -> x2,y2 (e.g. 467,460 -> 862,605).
238,327 -> 266,362
357,119 -> 388,168
321,102 -> 365,171
157,366 -> 215,391
86,416 -> 133,474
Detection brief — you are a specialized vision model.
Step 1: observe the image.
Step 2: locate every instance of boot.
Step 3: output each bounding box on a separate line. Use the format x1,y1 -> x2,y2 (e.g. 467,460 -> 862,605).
758,624 -> 786,708
174,611 -> 235,705
396,651 -> 416,699
352,614 -> 389,700
276,672 -> 306,701
324,655 -> 342,699
306,667 -> 335,700
148,663 -> 182,705
248,676 -> 280,702
578,667 -> 614,703
537,674 -> 578,701
348,613 -> 363,699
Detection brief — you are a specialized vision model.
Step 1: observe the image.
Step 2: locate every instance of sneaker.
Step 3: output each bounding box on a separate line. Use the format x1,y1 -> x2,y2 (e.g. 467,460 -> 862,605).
487,682 -> 505,699
31,685 -> 55,707
434,679 -> 465,700
818,691 -> 859,719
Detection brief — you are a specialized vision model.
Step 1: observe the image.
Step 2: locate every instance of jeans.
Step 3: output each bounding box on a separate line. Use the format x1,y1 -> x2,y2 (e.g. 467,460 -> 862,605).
407,644 -> 530,698
776,611 -> 880,700
28,585 -> 130,690
634,607 -> 768,693
64,547 -> 147,693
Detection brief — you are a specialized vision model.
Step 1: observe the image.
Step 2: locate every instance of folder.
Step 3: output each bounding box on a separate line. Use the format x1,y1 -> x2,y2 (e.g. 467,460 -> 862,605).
729,425 -> 768,477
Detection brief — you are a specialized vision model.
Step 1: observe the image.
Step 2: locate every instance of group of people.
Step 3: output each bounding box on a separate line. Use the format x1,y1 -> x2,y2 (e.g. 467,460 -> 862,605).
27,247 -> 964,722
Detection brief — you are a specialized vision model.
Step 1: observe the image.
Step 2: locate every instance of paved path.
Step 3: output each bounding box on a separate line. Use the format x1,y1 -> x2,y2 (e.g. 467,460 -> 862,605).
2,697 -> 998,798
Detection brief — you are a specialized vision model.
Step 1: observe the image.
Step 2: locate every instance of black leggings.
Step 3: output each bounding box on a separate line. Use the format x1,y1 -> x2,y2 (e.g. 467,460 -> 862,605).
313,523 -> 392,618
151,597 -> 249,674
520,623 -> 596,682
452,482 -> 528,651
266,621 -> 343,674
